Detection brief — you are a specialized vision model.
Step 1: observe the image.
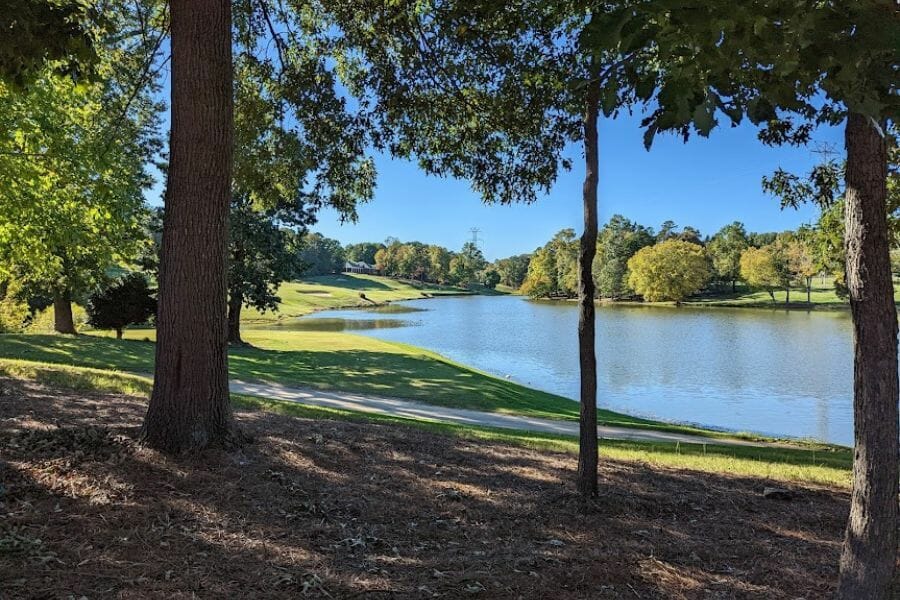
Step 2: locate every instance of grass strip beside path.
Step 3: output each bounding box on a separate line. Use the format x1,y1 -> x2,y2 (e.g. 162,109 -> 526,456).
0,358 -> 851,487
0,331 -> 785,442
0,330 -> 849,446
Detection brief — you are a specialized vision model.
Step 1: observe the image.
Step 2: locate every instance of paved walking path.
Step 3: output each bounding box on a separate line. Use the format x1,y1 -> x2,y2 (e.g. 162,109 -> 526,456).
231,380 -> 775,447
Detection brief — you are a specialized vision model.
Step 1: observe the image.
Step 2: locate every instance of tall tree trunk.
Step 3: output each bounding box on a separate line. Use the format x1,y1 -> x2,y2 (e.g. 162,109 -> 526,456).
731,279 -> 736,293
141,0 -> 240,453
785,286 -> 790,304
836,113 -> 898,600
53,292 -> 75,334
576,80 -> 600,499
227,290 -> 243,345
806,277 -> 811,304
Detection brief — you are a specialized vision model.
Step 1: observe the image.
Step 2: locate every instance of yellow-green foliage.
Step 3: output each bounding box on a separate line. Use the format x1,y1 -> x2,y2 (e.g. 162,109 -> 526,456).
27,305 -> 89,333
627,240 -> 710,302
740,245 -> 782,293
0,282 -> 27,332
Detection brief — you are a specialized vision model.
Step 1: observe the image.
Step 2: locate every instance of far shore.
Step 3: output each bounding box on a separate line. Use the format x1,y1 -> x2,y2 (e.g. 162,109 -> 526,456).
527,293 -> 861,313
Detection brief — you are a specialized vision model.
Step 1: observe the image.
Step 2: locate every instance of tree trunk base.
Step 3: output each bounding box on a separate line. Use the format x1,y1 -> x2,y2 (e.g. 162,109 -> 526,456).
140,419 -> 251,454
53,295 -> 76,334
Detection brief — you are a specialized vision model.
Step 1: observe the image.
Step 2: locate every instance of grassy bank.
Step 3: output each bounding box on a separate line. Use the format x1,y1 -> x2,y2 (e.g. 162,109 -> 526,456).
626,279 -> 897,311
245,273 -> 472,322
0,330 -> 822,444
528,279 -> 864,311
683,280 -> 850,310
0,359 -> 851,486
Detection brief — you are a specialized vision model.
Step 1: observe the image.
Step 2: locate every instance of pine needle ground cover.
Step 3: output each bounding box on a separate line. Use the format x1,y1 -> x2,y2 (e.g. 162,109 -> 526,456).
1,376 -> 848,598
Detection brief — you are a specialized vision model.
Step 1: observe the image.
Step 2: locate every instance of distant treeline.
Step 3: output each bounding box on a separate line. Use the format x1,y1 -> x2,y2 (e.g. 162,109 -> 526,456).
516,207 -> 866,304
298,234 -> 502,288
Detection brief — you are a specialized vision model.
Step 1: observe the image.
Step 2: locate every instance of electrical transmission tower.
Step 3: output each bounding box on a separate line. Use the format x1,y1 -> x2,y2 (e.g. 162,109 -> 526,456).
811,142 -> 839,163
469,227 -> 481,247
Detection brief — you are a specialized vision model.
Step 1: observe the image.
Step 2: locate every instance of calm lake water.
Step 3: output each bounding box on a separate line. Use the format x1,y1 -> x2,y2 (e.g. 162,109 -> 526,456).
290,295 -> 856,445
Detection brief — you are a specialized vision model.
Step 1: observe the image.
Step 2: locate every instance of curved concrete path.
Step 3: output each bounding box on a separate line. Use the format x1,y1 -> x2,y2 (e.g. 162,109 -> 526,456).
230,380 -> 774,447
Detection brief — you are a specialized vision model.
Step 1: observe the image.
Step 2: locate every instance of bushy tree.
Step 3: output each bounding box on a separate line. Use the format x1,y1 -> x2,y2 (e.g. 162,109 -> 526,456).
396,242 -> 429,280
494,254 -> 531,288
520,230 -> 579,298
748,232 -> 778,248
781,233 -> 817,303
480,268 -> 501,289
593,215 -> 655,298
707,222 -> 750,292
740,246 -> 788,302
86,273 -> 156,339
449,242 -> 487,288
0,280 -> 28,333
627,240 -> 710,303
373,240 -> 441,281
227,197 -> 305,343
374,242 -> 399,274
552,229 -> 579,297
0,23 -> 161,334
427,245 -> 453,284
520,246 -> 557,298
298,233 -> 345,275
345,242 -> 385,265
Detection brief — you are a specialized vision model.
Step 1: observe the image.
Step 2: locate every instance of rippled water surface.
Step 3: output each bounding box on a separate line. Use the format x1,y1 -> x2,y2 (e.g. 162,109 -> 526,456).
302,295 -> 857,445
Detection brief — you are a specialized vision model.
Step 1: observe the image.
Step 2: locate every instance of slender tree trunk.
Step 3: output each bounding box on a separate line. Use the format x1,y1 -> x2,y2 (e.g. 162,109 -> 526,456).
141,0 -> 240,453
785,286 -> 790,304
53,292 -> 76,334
731,279 -> 736,293
576,79 -> 600,499
806,277 -> 812,304
836,114 -> 898,600
227,290 -> 243,345
116,328 -> 123,340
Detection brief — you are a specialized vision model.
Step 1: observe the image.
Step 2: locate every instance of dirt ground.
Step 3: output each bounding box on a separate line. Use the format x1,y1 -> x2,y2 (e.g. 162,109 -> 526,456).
1,377 -> 853,599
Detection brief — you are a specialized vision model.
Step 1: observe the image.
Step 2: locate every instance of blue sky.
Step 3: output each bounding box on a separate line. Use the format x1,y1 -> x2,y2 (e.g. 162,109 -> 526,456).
147,82 -> 845,262
306,112 -> 843,260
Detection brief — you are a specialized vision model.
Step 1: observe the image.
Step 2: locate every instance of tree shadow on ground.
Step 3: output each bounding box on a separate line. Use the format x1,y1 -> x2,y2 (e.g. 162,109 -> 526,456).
0,378 -> 850,599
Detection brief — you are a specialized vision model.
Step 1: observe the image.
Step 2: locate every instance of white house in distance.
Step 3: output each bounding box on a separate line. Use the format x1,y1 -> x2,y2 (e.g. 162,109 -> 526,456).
343,260 -> 378,275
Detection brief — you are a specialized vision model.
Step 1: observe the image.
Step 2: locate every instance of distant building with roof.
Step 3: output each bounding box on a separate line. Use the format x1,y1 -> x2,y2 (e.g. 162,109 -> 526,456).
343,260 -> 378,275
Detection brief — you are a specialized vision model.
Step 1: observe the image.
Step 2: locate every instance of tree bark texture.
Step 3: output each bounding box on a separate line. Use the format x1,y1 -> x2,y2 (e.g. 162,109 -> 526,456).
141,0 -> 239,453
576,82 -> 600,499
836,113 -> 899,600
53,292 -> 75,334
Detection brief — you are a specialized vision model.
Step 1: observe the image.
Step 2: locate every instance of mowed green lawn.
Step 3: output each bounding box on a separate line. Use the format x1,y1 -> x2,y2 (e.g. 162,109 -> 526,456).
0,359 -> 852,486
0,330 -> 589,421
684,278 -> 900,309
244,274 -> 470,322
